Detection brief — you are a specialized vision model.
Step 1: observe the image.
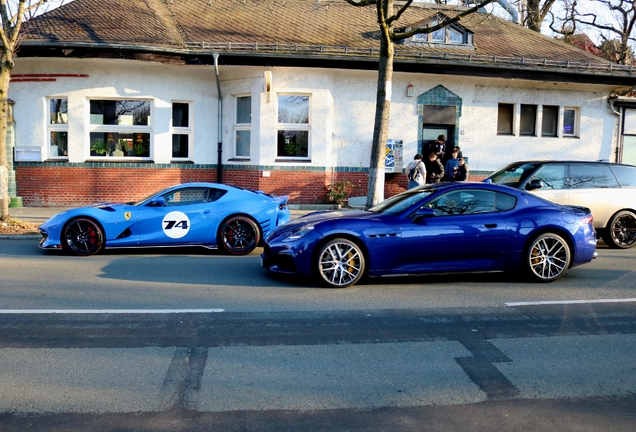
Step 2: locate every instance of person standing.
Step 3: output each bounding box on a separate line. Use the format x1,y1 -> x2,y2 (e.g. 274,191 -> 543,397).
454,157 -> 469,181
406,153 -> 426,189
424,152 -> 445,184
444,148 -> 460,181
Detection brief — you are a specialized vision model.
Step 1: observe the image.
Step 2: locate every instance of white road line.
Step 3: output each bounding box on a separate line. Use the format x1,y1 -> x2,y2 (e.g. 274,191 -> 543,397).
0,309 -> 225,314
505,299 -> 636,307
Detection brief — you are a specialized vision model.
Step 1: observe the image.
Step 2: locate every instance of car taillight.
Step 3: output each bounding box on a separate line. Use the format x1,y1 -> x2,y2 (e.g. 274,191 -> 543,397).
580,214 -> 594,225
279,203 -> 287,210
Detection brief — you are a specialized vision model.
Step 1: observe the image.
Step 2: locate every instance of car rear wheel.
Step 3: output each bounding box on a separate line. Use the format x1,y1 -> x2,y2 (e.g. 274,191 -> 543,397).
218,216 -> 260,255
62,217 -> 104,256
602,210 -> 636,249
525,233 -> 571,282
316,238 -> 365,288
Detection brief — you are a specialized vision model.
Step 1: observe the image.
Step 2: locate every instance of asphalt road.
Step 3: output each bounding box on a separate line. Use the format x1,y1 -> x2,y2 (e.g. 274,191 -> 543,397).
1,238 -> 635,431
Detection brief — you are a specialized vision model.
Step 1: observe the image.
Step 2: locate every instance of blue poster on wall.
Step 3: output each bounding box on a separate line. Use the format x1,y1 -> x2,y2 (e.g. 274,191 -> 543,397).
385,139 -> 403,173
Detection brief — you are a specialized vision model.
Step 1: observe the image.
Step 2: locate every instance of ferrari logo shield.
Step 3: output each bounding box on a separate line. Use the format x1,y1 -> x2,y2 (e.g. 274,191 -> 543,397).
124,212 -> 131,221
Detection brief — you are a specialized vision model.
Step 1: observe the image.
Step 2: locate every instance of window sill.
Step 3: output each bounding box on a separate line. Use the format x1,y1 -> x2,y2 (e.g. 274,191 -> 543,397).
228,158 -> 251,162
170,159 -> 194,164
85,158 -> 155,163
45,158 -> 69,162
275,158 -> 312,163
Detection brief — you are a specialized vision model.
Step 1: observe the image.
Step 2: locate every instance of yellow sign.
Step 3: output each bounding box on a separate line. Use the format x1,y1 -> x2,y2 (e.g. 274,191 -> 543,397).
124,212 -> 131,221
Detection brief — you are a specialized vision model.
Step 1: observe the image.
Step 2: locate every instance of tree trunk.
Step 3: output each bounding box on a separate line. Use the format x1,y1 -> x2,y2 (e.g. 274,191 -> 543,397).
0,52 -> 11,221
366,17 -> 394,207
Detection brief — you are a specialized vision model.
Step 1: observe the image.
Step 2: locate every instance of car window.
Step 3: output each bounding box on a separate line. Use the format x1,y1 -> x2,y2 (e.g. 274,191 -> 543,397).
488,162 -> 540,187
369,189 -> 435,214
427,190 -> 497,215
163,187 -> 209,206
570,164 -> 619,189
528,164 -> 567,189
609,165 -> 636,187
495,192 -> 517,211
208,188 -> 228,202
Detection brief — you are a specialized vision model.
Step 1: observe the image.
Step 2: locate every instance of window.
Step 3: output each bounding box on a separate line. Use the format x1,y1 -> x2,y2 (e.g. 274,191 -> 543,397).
411,21 -> 468,45
520,104 -> 537,136
88,99 -> 151,158
529,164 -> 567,189
563,107 -> 578,137
497,104 -> 514,135
541,105 -> 558,137
277,95 -> 310,159
172,102 -> 191,159
610,165 -> 636,187
234,96 -> 251,158
428,190 -> 497,215
48,98 -> 68,159
571,164 -> 619,189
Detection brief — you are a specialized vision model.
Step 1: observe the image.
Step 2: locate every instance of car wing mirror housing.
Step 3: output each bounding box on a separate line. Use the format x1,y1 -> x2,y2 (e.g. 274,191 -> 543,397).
525,179 -> 542,190
148,196 -> 166,207
413,207 -> 435,222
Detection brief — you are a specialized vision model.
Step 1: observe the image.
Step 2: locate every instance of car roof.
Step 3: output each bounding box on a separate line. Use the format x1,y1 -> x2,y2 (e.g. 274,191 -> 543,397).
503,160 -> 636,168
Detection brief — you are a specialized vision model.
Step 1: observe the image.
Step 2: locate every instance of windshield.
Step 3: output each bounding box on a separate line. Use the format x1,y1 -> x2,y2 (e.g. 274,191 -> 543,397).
487,162 -> 540,187
368,189 -> 435,215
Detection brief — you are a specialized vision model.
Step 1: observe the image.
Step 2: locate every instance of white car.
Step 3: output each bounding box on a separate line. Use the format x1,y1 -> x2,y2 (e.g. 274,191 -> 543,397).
486,160 -> 636,248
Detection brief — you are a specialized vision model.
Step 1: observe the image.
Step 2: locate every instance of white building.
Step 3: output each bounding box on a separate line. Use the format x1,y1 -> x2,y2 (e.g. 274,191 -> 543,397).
9,0 -> 635,206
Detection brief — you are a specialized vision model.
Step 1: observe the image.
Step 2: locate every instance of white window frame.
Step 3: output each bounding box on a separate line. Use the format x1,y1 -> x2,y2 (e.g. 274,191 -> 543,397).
276,93 -> 311,160
171,101 -> 192,161
87,98 -> 153,160
234,94 -> 251,159
47,97 -> 69,160
563,107 -> 580,137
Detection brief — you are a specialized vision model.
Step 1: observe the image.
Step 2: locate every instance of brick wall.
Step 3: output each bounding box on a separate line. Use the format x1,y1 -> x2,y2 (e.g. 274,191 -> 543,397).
16,165 -> 486,207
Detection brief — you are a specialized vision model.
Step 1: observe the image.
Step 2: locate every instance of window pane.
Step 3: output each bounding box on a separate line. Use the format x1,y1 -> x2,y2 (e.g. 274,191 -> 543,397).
432,28 -> 445,41
277,130 -> 308,157
278,96 -> 309,124
520,104 -> 537,135
610,163 -> 636,186
541,105 -> 558,137
563,109 -> 576,135
172,134 -> 189,158
495,193 -> 517,211
237,96 -> 251,124
90,100 -> 150,125
571,164 -> 619,189
497,104 -> 513,134
449,28 -> 462,43
236,130 -> 250,157
172,103 -> 189,127
530,164 -> 567,189
89,132 -> 149,157
50,131 -> 67,156
50,99 -> 68,124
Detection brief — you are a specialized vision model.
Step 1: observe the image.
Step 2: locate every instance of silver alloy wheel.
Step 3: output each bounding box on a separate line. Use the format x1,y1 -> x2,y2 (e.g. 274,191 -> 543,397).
219,216 -> 260,255
605,210 -> 636,249
62,217 -> 104,256
526,233 -> 570,282
317,238 -> 365,288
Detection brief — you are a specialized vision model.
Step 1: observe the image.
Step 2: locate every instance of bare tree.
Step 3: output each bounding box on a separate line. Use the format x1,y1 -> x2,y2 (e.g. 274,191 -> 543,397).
577,0 -> 636,65
343,0 -> 495,207
0,0 -> 70,220
523,0 -> 559,31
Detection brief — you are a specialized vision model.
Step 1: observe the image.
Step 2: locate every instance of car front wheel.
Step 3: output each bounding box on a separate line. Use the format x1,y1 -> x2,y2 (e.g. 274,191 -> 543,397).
62,217 -> 104,256
525,233 -> 571,282
602,210 -> 636,249
316,238 -> 365,288
218,216 -> 260,255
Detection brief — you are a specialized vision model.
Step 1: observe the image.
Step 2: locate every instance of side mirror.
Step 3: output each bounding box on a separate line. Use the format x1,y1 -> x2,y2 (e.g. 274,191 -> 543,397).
525,179 -> 542,190
483,178 -> 493,184
148,196 -> 166,207
412,207 -> 435,222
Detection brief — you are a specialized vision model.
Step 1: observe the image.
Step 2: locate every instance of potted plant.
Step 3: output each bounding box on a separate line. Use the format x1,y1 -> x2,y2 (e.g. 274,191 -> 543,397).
90,139 -> 107,156
326,180 -> 354,207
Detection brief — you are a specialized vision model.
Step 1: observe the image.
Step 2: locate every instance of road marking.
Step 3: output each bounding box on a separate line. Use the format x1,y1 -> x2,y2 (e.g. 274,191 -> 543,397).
0,309 -> 225,314
505,299 -> 636,307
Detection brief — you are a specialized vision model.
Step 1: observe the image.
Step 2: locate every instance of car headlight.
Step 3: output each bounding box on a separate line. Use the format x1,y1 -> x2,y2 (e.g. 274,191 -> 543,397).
282,226 -> 315,242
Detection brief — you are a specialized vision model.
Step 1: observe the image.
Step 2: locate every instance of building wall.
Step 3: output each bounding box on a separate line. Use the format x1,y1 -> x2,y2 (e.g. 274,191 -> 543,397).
10,57 -> 618,206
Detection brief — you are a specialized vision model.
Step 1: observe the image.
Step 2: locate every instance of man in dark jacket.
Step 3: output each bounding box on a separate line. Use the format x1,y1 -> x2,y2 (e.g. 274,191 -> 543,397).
425,152 -> 445,183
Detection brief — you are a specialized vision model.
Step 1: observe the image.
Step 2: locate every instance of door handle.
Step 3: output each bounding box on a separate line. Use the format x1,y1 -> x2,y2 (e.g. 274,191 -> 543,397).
483,223 -> 497,228
204,210 -> 211,214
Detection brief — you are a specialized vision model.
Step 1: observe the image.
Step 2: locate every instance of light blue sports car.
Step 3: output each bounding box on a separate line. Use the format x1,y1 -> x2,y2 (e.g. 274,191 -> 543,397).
39,183 -> 290,256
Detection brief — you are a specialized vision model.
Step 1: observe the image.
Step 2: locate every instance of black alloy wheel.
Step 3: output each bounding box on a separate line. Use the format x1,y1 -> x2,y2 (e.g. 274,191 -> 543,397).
218,216 -> 260,255
62,217 -> 104,256
603,210 -> 636,249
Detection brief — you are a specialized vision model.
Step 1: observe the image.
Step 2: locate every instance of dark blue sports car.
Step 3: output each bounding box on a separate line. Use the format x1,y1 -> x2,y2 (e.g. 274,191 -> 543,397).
262,182 -> 597,288
39,183 -> 290,256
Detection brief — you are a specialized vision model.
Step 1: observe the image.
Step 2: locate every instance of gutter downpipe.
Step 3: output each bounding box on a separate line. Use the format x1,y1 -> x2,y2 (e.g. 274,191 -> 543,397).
213,53 -> 223,183
608,95 -> 623,163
